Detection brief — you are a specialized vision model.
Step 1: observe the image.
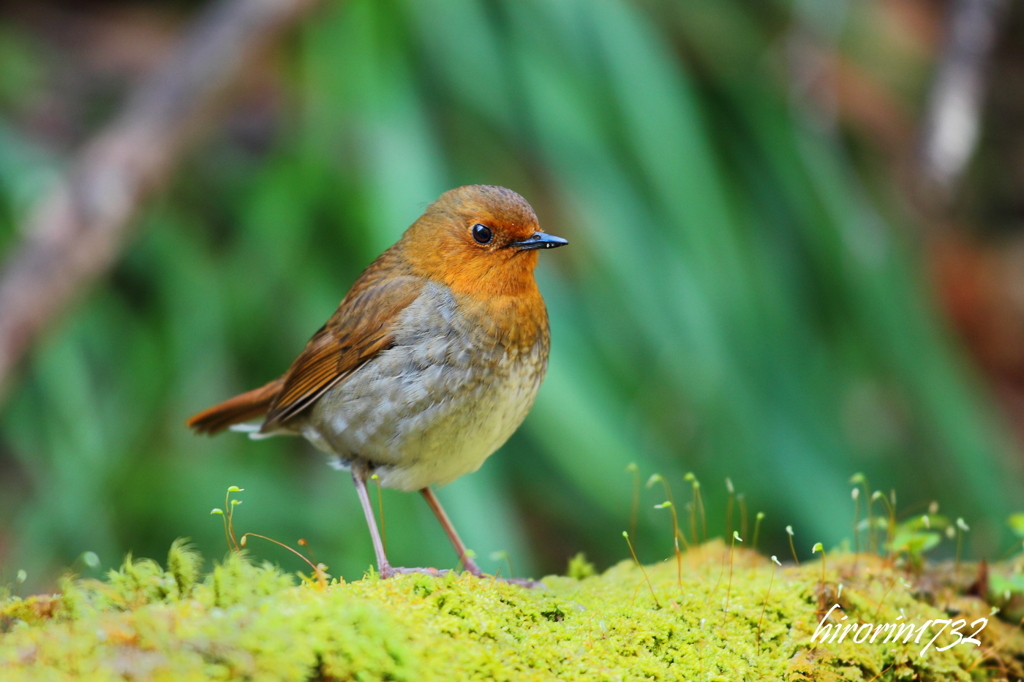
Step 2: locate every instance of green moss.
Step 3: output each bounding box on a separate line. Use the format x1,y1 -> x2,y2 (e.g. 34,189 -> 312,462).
566,552 -> 596,580
1,541 -> 1021,680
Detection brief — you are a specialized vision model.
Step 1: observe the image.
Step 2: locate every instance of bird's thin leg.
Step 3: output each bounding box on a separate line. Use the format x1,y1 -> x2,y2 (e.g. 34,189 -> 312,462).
420,486 -> 484,577
352,469 -> 450,579
352,470 -> 393,578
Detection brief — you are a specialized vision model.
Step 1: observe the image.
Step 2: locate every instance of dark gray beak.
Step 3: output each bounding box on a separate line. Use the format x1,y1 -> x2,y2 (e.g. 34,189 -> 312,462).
510,232 -> 569,251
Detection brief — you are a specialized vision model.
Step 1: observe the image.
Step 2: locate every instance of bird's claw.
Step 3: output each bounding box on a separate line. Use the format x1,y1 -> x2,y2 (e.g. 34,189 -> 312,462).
378,565 -> 543,588
491,576 -> 545,589
380,565 -> 451,578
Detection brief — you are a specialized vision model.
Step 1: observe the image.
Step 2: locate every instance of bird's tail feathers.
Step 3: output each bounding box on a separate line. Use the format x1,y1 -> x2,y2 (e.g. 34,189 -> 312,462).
186,379 -> 284,435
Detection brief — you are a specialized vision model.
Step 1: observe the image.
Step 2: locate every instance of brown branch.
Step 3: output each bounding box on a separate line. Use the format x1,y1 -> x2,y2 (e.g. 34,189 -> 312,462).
0,0 -> 321,402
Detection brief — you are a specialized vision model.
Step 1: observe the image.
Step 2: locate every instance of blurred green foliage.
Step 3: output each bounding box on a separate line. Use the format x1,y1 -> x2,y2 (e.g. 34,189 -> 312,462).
0,0 -> 1020,588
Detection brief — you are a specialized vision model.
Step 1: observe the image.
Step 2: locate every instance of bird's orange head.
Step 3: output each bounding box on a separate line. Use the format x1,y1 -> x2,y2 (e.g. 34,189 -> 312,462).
399,185 -> 567,297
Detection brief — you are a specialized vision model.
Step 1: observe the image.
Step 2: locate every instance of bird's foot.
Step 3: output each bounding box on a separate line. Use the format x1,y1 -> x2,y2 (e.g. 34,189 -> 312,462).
379,565 -> 452,579
459,558 -> 544,588
377,564 -> 543,588
489,576 -> 545,589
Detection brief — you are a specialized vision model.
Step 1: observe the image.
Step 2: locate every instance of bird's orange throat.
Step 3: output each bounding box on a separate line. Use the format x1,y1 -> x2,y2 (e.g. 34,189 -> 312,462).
452,284 -> 549,353
444,250 -> 540,297
433,249 -> 547,351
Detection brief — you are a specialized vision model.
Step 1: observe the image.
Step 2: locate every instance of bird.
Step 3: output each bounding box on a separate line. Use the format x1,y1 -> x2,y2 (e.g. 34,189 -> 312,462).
186,185 -> 567,584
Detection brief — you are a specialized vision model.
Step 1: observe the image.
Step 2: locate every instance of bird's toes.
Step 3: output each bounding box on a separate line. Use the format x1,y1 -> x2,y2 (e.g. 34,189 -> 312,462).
382,566 -> 451,578
378,565 -> 543,589
492,576 -> 546,589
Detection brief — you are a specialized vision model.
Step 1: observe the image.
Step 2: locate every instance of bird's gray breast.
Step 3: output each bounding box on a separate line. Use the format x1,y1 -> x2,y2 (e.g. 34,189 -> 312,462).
300,283 -> 548,491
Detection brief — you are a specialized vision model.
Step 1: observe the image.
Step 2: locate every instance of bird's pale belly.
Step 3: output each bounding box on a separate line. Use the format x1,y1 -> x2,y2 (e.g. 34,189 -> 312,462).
295,287 -> 548,491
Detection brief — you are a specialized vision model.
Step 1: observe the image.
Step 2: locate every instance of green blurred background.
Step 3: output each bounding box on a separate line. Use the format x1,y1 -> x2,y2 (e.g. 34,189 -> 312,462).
2,0 -> 1024,588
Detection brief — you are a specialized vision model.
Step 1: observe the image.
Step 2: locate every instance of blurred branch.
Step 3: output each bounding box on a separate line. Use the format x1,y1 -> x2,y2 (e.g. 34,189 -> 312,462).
0,0 -> 320,402
918,0 -> 1005,205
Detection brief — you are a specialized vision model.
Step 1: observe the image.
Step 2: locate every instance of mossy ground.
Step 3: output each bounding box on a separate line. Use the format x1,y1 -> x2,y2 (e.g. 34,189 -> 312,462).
2,539 -> 1023,681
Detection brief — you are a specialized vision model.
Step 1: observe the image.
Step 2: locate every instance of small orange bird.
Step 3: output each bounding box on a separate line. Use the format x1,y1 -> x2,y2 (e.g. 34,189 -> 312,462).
187,185 -> 566,584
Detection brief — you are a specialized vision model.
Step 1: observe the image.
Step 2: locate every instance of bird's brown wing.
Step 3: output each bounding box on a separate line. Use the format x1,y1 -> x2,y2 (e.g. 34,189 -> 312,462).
186,272 -> 424,435
259,274 -> 424,431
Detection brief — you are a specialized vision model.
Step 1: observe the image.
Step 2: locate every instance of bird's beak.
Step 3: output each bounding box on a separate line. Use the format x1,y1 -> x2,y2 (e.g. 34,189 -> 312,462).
509,231 -> 569,251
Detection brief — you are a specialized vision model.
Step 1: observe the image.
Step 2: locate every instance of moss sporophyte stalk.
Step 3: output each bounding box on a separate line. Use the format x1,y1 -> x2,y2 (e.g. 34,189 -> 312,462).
4,541 -> 1024,680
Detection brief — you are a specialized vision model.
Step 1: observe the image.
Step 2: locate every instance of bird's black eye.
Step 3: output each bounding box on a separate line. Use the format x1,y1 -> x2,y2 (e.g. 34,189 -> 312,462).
472,223 -> 493,245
